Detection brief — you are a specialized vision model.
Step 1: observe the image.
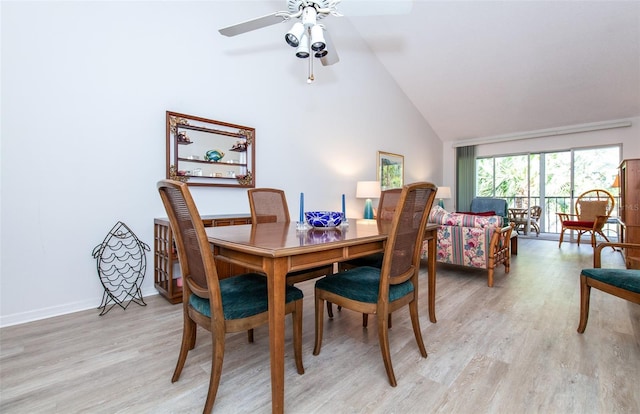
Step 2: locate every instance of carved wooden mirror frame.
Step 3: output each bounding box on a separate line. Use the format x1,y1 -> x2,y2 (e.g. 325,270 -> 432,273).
166,111 -> 255,187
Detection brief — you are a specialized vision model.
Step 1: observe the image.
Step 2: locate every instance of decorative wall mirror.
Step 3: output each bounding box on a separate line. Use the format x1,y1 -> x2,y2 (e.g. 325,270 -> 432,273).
166,111 -> 255,187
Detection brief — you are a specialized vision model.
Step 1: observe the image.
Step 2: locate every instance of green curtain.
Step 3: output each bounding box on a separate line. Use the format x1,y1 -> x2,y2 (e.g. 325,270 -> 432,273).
456,145 -> 476,211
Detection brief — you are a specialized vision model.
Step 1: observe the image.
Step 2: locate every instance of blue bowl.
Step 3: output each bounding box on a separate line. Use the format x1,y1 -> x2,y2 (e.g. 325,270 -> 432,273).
306,228 -> 343,243
305,211 -> 342,228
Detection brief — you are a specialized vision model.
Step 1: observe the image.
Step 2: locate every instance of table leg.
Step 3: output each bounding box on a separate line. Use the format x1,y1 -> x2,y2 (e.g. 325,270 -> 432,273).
511,233 -> 518,255
267,258 -> 287,414
427,231 -> 437,323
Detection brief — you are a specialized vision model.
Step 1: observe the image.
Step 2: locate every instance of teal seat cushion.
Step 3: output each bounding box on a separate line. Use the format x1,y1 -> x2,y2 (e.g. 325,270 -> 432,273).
189,273 -> 304,320
581,268 -> 640,293
343,253 -> 385,269
315,266 -> 414,303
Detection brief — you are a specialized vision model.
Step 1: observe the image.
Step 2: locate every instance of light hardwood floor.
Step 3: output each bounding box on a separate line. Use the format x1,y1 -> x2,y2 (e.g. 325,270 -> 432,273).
1,239 -> 639,413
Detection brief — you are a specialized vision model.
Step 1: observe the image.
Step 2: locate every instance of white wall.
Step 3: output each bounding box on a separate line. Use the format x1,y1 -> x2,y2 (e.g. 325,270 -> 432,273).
440,117 -> 640,211
0,1 -> 442,326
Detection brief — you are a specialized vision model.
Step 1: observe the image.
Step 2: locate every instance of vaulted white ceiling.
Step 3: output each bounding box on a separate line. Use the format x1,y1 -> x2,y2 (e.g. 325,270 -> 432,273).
345,1 -> 640,143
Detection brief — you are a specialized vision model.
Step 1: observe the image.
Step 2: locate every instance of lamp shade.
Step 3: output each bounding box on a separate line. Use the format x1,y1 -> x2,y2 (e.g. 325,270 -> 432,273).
356,181 -> 381,199
612,175 -> 620,188
436,186 -> 452,199
356,181 -> 380,219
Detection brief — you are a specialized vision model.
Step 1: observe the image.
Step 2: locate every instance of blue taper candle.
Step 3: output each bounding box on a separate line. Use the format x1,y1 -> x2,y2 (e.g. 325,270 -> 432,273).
342,194 -> 346,217
300,192 -> 304,222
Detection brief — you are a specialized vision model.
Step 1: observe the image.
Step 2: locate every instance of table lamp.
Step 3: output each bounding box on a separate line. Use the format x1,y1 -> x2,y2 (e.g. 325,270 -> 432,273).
436,186 -> 451,208
356,181 -> 381,219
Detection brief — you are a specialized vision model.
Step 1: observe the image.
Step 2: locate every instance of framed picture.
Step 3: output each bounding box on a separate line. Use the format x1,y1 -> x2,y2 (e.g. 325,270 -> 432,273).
377,151 -> 404,190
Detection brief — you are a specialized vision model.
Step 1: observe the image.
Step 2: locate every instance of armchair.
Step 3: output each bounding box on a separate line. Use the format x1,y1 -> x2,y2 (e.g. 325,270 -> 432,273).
558,189 -> 615,248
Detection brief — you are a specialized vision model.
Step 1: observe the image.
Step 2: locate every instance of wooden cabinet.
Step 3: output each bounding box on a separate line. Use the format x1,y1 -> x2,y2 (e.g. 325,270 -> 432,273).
619,159 -> 640,268
154,214 -> 252,303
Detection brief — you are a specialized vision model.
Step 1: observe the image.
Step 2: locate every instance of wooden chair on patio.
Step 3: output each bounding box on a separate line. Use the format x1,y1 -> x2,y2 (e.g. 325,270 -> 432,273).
557,189 -> 615,248
510,205 -> 542,236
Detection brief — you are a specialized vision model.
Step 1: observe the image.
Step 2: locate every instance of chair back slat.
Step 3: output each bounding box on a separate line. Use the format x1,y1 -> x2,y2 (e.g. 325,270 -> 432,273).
531,206 -> 542,220
157,180 -> 221,302
381,183 -> 437,286
576,189 -> 615,221
248,188 -> 291,224
377,188 -> 402,224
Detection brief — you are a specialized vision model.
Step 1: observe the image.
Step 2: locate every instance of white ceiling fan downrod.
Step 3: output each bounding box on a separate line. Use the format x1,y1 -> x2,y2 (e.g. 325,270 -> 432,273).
285,2 -> 331,82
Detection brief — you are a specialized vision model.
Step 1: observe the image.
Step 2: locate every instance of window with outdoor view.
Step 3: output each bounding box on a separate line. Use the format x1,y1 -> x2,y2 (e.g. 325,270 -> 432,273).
476,145 -> 621,234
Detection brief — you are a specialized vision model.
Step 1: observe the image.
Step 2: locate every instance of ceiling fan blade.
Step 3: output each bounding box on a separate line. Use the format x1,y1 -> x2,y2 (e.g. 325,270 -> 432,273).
219,12 -> 288,37
320,29 -> 339,66
337,0 -> 413,16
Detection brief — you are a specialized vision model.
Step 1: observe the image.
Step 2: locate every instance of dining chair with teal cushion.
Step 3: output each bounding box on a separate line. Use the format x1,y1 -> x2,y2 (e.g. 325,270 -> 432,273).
577,242 -> 640,333
248,187 -> 333,284
157,179 -> 304,413
313,182 -> 437,387
339,188 -> 402,271
335,188 -> 402,325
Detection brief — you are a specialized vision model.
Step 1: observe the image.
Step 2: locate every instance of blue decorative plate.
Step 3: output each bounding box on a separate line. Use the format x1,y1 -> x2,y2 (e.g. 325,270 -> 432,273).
305,211 -> 342,227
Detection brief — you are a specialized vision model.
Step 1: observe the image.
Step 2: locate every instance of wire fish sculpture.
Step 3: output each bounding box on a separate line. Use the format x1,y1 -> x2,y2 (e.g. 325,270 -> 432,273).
92,221 -> 150,316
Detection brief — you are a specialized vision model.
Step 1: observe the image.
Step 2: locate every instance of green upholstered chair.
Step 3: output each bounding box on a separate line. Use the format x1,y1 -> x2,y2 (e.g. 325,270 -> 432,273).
158,180 -> 304,413
313,182 -> 437,387
577,242 -> 640,333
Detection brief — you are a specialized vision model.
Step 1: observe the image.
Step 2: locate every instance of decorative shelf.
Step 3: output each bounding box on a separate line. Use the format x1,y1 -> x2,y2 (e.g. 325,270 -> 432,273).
184,174 -> 239,179
167,111 -> 255,187
177,157 -> 247,167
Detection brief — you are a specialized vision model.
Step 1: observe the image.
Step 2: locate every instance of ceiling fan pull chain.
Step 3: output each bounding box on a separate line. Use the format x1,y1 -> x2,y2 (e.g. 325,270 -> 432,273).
308,49 -> 315,84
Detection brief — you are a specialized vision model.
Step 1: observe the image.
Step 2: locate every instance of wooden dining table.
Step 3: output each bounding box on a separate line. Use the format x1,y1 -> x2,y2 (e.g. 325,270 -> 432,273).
206,219 -> 438,413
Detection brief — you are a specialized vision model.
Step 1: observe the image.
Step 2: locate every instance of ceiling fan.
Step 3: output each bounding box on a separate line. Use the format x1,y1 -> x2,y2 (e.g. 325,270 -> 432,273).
219,0 -> 412,83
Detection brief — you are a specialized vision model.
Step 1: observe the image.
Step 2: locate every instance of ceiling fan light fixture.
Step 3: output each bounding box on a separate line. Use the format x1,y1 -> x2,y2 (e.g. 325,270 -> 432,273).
301,6 -> 317,27
295,32 -> 310,58
310,24 -> 326,51
285,22 -> 305,47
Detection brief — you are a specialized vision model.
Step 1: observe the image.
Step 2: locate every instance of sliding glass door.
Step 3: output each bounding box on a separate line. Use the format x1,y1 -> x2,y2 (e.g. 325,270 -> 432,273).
476,145 -> 620,234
